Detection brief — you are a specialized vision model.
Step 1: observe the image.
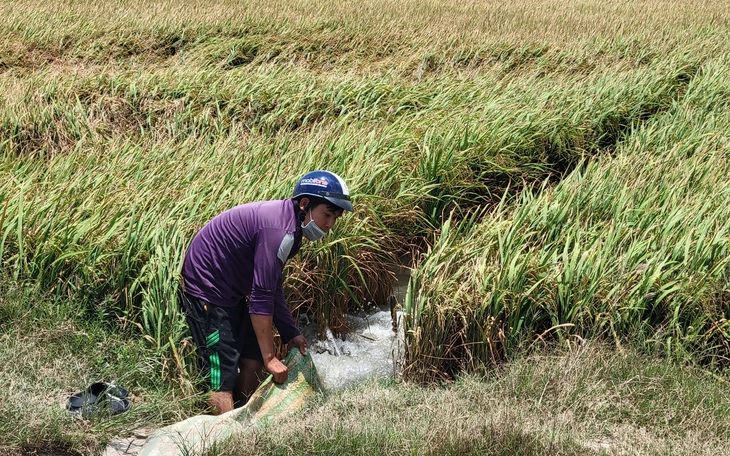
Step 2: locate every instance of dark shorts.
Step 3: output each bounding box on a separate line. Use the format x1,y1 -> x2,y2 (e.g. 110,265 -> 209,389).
179,291 -> 263,392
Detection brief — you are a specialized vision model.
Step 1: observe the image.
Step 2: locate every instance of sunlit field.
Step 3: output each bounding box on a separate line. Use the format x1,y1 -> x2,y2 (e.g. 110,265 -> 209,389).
1,0 -> 729,454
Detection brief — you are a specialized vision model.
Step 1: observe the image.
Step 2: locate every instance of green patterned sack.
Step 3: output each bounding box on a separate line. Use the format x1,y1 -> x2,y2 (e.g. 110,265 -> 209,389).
138,349 -> 322,456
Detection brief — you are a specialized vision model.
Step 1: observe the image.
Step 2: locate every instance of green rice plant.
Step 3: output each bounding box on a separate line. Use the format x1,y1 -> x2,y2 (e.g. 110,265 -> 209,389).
1,59 -> 723,377
405,58 -> 730,378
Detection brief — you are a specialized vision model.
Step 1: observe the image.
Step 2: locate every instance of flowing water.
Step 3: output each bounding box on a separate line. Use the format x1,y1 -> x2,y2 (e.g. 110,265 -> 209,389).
304,309 -> 404,390
302,271 -> 408,390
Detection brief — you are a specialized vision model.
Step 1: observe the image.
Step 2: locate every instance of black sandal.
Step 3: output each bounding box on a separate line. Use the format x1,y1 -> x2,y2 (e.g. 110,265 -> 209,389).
66,382 -> 132,417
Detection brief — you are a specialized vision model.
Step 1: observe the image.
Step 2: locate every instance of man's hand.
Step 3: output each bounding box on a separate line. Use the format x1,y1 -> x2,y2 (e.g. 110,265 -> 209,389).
250,313 -> 289,384
265,357 -> 289,384
287,334 -> 308,355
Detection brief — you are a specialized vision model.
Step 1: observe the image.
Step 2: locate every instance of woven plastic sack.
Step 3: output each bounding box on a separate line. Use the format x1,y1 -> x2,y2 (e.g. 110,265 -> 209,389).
137,349 -> 322,456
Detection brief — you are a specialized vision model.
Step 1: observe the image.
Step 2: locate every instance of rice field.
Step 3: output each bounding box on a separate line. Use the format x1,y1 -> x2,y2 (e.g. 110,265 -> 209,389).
2,0 -> 730,385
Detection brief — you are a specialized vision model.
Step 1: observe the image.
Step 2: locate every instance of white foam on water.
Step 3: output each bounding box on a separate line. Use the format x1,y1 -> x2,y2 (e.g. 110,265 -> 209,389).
305,309 -> 404,391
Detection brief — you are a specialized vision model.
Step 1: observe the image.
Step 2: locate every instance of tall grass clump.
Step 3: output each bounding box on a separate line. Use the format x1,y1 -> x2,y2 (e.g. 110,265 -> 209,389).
1,58 -> 702,349
405,58 -> 730,379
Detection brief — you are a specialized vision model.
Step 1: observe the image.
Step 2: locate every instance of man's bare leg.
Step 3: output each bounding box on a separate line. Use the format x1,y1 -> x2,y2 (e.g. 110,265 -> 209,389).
208,390 -> 234,415
234,358 -> 266,406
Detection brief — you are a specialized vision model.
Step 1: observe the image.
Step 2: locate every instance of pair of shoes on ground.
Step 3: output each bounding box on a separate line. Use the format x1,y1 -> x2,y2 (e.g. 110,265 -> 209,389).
66,382 -> 132,417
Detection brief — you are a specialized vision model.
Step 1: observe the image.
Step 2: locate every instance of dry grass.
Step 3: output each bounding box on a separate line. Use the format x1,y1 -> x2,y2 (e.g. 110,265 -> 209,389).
220,342 -> 730,456
2,0 -> 729,78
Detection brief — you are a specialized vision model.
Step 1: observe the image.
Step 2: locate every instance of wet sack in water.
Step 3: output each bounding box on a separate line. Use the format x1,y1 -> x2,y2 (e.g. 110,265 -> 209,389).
136,349 -> 323,456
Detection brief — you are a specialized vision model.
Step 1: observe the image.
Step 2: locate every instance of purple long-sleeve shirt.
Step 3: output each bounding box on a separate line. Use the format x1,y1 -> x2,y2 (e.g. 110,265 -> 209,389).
181,199 -> 302,342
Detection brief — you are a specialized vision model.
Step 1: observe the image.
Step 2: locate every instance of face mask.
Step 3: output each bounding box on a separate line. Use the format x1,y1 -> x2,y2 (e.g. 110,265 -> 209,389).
301,211 -> 327,241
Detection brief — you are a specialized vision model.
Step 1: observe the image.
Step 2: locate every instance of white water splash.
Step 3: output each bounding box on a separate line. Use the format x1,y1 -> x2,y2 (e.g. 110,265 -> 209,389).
304,309 -> 404,391
323,326 -> 342,356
